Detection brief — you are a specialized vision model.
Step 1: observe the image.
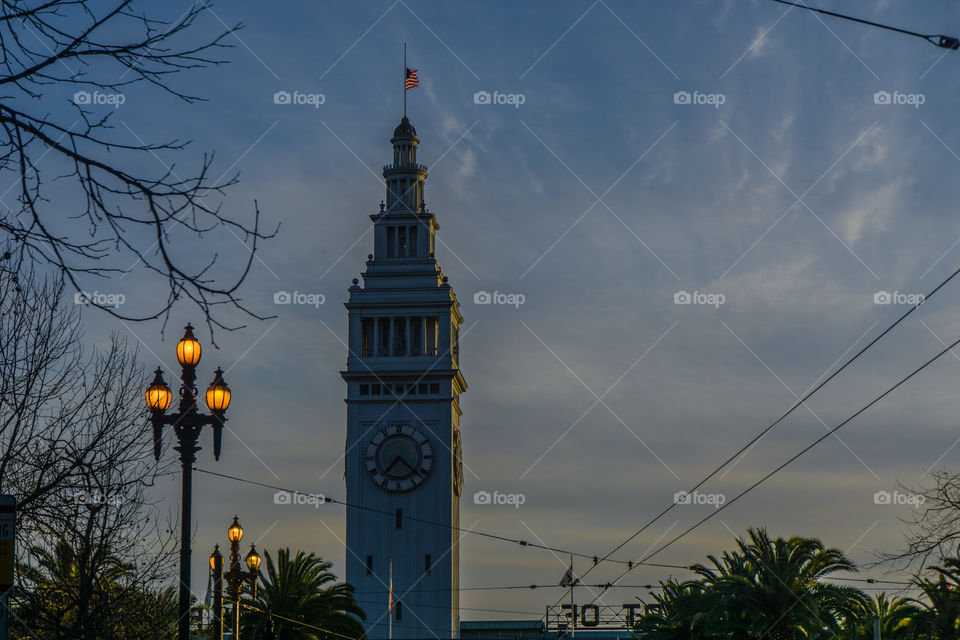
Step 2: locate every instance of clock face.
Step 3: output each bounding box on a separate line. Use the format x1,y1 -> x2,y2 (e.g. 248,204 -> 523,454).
453,429 -> 463,497
366,423 -> 433,492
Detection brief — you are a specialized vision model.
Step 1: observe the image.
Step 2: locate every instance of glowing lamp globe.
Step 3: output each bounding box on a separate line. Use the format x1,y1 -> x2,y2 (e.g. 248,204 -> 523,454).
227,516 -> 243,544
245,545 -> 262,573
209,545 -> 222,571
176,324 -> 202,367
205,367 -> 231,413
145,368 -> 172,412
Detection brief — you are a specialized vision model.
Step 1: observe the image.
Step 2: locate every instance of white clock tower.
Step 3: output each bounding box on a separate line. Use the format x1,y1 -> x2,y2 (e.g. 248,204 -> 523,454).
342,116 -> 466,639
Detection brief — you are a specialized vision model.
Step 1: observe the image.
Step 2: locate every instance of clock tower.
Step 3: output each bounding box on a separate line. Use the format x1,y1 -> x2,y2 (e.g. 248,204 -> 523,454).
342,116 -> 466,639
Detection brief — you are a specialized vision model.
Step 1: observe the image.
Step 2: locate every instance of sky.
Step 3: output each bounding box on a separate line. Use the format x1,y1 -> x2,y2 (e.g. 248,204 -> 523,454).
42,0 -> 960,624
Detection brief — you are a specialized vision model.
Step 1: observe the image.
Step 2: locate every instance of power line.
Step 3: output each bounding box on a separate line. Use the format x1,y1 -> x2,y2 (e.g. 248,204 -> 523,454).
354,600 -> 544,617
829,576 -> 911,586
562,261 -> 960,605
586,331 -> 960,603
353,584 -> 670,595
194,467 -> 688,573
769,0 -> 959,50
241,602 -> 358,640
346,576 -> 912,595
196,468 -> 916,592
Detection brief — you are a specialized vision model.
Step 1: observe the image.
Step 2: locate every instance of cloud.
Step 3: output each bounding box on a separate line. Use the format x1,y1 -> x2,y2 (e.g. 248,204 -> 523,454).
748,25 -> 773,59
456,146 -> 477,180
838,180 -> 903,246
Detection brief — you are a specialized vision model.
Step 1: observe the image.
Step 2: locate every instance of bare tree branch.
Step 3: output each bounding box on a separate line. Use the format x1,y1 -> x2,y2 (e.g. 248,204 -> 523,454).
0,0 -> 277,338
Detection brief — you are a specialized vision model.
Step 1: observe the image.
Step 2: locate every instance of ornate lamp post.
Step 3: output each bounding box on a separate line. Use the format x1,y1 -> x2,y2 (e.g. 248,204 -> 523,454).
220,515 -> 261,640
209,545 -> 224,639
145,324 -> 232,640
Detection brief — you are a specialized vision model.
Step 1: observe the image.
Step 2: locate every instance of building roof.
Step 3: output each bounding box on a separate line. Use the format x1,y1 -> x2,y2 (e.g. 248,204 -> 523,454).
461,620 -> 544,630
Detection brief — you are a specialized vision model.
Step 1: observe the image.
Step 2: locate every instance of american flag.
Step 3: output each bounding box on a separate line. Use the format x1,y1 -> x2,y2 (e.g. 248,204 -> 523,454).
389,559 -> 394,612
405,68 -> 419,90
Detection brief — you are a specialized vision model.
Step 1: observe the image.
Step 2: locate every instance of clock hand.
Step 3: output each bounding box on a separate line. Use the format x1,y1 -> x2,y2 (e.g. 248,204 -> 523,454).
384,457 -> 403,475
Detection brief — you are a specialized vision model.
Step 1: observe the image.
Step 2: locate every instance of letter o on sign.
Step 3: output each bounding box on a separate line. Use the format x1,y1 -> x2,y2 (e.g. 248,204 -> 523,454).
581,604 -> 599,627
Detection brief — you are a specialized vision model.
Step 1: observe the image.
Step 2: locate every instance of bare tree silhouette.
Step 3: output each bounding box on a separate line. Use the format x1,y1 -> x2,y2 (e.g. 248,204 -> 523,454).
0,0 -> 276,334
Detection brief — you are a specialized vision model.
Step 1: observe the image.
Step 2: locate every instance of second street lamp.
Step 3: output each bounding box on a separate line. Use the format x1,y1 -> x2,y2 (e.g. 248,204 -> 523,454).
146,324 -> 232,640
209,545 -> 224,639
221,515 -> 261,640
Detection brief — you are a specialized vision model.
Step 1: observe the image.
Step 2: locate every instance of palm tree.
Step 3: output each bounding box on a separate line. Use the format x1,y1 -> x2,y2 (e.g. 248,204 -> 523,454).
633,578 -> 714,640
908,558 -> 960,640
693,527 -> 869,640
14,539 -> 175,640
844,593 -> 918,640
242,548 -> 365,640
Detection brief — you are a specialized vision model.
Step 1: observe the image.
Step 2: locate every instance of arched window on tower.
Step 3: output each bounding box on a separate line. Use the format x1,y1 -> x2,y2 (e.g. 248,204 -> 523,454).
452,322 -> 460,363
393,318 -> 407,356
362,318 -> 374,357
425,317 -> 438,356
410,318 -> 422,355
408,225 -> 418,257
378,318 -> 390,356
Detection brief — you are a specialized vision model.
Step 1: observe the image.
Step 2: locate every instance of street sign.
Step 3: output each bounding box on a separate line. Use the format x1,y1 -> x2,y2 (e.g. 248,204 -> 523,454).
0,495 -> 13,640
0,496 -> 14,593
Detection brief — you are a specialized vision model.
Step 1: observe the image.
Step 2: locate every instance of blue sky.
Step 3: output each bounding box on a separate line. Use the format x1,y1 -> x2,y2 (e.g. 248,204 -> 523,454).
60,0 -> 960,622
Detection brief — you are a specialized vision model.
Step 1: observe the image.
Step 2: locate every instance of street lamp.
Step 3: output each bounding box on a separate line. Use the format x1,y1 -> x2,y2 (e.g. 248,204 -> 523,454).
209,545 -> 224,639
146,323 -> 232,640
220,515 -> 261,640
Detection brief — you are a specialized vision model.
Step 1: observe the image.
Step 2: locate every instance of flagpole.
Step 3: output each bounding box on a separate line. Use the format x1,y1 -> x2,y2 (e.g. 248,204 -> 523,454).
402,43 -> 407,118
389,558 -> 394,640
570,555 -> 575,639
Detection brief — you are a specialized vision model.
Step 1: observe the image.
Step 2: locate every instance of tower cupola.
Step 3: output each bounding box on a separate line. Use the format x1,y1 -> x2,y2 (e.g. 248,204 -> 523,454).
383,117 -> 428,212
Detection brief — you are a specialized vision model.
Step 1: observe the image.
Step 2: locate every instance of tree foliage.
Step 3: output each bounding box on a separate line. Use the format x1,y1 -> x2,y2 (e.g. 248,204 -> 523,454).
1,270 -> 178,638
241,548 -> 366,640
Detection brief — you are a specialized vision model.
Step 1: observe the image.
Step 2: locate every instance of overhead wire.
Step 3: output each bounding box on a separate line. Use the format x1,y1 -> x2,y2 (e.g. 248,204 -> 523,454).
769,0 -> 959,49
584,332 -> 960,603
556,261 -> 960,606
